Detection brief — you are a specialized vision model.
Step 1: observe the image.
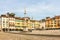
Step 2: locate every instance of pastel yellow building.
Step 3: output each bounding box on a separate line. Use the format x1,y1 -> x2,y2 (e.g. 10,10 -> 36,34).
34,20 -> 40,29
30,20 -> 40,29
15,17 -> 33,31
15,17 -> 21,30
15,17 -> 25,30
22,17 -> 32,30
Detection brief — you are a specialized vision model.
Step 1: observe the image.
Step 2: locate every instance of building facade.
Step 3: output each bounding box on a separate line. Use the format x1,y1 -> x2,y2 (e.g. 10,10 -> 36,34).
0,13 -> 41,31
0,13 -> 15,31
0,13 -> 60,31
39,19 -> 45,29
45,16 -> 60,29
1,15 -> 8,31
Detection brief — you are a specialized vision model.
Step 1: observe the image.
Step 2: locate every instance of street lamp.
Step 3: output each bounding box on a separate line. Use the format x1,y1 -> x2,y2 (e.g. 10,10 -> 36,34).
23,7 -> 27,31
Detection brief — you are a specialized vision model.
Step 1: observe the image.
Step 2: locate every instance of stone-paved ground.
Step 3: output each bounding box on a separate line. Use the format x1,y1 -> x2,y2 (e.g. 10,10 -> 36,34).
29,30 -> 60,35
0,31 -> 60,40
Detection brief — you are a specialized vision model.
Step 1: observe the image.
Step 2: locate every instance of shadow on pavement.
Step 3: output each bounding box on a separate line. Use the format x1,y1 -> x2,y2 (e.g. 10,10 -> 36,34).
5,31 -> 60,37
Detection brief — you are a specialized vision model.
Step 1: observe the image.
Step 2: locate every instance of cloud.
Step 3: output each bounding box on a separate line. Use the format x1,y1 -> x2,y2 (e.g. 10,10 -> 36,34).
26,1 -> 60,13
0,0 -> 60,20
22,0 -> 60,20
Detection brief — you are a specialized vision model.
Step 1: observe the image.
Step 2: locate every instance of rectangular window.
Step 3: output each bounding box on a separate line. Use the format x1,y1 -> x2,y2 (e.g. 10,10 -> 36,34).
51,25 -> 53,27
54,25 -> 56,27
17,23 -> 20,25
3,21 -> 5,23
58,24 -> 60,26
3,23 -> 5,27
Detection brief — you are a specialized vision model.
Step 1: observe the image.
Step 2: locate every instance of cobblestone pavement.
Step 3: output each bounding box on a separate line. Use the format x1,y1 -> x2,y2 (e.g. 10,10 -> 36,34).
0,30 -> 60,40
29,30 -> 60,35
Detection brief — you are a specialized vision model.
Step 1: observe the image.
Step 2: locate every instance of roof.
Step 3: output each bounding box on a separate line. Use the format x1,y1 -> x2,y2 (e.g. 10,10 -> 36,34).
22,17 -> 30,19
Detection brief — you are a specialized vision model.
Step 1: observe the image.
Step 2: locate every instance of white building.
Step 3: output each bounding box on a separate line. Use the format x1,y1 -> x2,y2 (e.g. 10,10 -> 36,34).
39,19 -> 45,29
0,13 -> 15,31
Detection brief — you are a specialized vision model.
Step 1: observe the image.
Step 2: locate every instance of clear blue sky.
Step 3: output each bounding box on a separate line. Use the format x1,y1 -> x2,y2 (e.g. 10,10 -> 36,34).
0,0 -> 60,20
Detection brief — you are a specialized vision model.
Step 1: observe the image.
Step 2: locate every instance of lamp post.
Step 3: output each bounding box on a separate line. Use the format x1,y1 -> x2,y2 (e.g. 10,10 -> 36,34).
32,16 -> 34,30
23,7 -> 27,31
